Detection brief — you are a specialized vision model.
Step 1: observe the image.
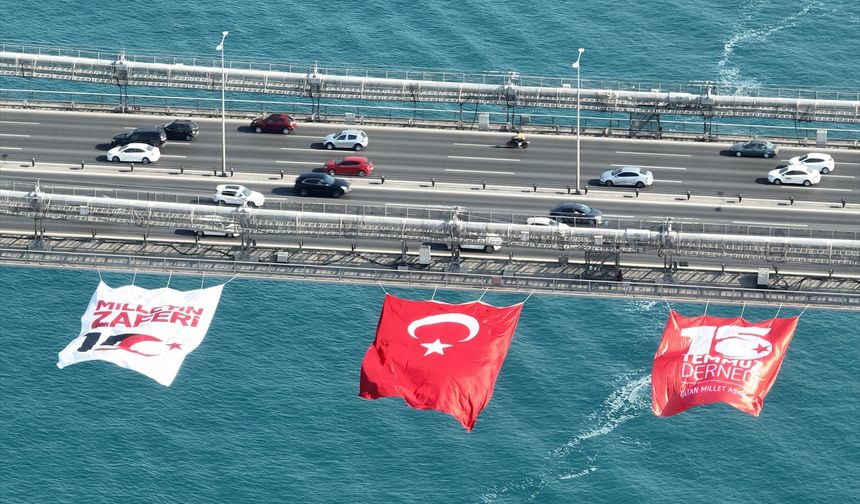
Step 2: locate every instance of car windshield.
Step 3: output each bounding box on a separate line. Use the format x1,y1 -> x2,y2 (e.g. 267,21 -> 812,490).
610,169 -> 622,176
240,187 -> 252,197
578,204 -> 592,213
319,174 -> 335,183
798,155 -> 809,162
778,167 -> 790,175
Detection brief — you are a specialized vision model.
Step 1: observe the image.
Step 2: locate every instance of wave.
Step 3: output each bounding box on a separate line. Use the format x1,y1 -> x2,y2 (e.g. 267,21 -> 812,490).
480,372 -> 651,503
717,0 -> 820,94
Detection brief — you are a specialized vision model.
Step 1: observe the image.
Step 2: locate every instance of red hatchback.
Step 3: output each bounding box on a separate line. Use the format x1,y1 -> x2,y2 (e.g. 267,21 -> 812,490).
324,156 -> 374,176
250,113 -> 297,134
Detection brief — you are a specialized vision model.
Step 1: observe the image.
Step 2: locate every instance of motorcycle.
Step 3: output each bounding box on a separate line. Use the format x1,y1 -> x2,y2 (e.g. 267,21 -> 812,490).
506,136 -> 530,149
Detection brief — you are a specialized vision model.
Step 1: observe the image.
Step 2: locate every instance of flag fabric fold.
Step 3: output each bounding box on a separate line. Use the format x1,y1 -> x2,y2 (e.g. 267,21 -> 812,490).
58,281 -> 224,386
652,309 -> 798,417
360,294 -> 523,431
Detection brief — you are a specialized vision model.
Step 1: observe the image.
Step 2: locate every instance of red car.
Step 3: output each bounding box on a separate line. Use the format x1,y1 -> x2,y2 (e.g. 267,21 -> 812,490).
250,113 -> 297,134
323,156 -> 374,177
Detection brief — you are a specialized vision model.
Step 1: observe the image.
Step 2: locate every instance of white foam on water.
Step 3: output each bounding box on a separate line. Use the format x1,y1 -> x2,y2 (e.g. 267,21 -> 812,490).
717,1 -> 819,94
480,372 -> 652,502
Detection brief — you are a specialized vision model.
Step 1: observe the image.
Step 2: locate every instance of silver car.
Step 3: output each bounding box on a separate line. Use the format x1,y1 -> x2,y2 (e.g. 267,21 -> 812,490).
600,167 -> 654,188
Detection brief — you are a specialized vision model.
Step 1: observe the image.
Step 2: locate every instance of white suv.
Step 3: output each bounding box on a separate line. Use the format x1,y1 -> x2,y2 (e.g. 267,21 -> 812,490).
787,153 -> 835,174
322,129 -> 369,151
213,184 -> 266,207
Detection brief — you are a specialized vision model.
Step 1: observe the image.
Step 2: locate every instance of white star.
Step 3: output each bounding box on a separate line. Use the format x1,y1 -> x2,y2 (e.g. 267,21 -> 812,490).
420,338 -> 453,356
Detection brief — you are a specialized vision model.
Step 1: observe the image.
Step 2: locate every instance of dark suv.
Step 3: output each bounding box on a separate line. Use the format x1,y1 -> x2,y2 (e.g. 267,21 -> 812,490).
110,127 -> 167,147
294,172 -> 351,198
159,120 -> 199,141
251,113 -> 297,134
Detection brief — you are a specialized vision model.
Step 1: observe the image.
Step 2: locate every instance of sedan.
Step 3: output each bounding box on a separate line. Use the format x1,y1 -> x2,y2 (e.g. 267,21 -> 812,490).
526,217 -> 570,230
787,153 -> 835,174
294,172 -> 351,198
213,184 -> 266,207
767,166 -> 821,186
729,140 -> 778,158
106,143 -> 161,164
600,167 -> 653,188
549,203 -> 603,226
323,156 -> 374,176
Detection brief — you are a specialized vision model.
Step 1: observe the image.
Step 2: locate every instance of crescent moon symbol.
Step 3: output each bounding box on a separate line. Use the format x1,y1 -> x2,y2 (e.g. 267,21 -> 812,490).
407,313 -> 480,342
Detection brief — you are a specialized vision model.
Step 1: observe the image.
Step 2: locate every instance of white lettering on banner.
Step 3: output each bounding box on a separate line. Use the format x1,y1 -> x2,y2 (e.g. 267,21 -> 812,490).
678,324 -> 772,394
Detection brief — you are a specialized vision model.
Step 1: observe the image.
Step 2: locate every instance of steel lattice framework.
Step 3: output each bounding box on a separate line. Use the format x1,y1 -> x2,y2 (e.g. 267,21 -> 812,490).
1,48 -> 859,123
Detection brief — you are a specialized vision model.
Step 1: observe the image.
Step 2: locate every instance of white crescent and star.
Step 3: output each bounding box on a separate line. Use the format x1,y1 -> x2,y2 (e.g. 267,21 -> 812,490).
406,313 -> 481,356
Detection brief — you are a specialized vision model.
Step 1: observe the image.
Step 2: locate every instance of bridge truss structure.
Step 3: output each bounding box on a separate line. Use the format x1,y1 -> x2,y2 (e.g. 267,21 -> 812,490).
1,46 -> 859,126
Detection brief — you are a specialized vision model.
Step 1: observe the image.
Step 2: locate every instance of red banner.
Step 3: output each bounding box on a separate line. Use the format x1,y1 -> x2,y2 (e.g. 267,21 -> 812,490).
652,310 -> 799,417
359,294 -> 523,431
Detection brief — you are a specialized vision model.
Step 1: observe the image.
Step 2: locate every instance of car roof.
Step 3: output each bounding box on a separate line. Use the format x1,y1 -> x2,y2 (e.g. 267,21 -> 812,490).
336,129 -> 366,135
216,184 -> 246,191
551,202 -> 590,212
122,142 -> 155,149
132,127 -> 165,133
613,166 -> 645,173
800,152 -> 831,158
340,156 -> 369,162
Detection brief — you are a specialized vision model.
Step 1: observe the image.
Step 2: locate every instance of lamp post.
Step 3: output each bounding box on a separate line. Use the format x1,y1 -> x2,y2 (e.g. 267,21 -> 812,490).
572,47 -> 585,194
216,31 -> 229,177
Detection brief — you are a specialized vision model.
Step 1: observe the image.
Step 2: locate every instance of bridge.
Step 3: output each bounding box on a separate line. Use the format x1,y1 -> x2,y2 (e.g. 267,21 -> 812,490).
2,44 -> 859,141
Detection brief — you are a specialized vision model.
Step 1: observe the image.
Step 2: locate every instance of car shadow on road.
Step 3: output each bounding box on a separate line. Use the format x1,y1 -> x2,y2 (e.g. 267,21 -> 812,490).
719,150 -> 740,157
272,187 -> 297,196
753,177 -> 773,185
95,143 -> 112,151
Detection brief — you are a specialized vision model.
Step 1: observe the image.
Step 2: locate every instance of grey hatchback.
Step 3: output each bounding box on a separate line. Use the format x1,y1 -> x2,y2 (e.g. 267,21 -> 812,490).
729,140 -> 778,158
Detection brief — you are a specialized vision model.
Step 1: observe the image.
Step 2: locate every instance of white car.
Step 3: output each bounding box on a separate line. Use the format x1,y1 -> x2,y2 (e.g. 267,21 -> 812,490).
322,129 -> 369,151
767,166 -> 821,186
191,215 -> 238,237
526,217 -> 571,230
458,234 -> 503,253
600,166 -> 654,188
787,153 -> 835,174
213,184 -> 266,207
106,143 -> 161,164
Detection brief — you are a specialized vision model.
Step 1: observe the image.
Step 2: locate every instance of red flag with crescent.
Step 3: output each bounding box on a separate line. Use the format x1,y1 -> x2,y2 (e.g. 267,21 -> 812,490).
651,310 -> 799,417
359,294 -> 524,431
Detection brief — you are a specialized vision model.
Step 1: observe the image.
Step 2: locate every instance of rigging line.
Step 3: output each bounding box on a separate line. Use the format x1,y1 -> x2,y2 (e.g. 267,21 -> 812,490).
431,285 -> 438,301
522,290 -> 535,304
223,274 -> 239,285
97,267 -> 102,283
166,271 -> 172,288
477,288 -> 489,302
664,298 -> 672,313
740,301 -> 746,318
377,281 -> 388,295
200,272 -> 205,290
798,305 -> 810,318
131,270 -> 137,286
703,298 -> 710,317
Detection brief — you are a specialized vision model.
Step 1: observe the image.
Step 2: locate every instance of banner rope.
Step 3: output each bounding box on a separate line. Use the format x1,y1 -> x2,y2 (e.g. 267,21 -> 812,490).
200,272 -> 205,290
798,305 -> 810,318
431,285 -> 438,300
521,290 -> 535,304
166,271 -> 172,288
477,288 -> 488,302
131,270 -> 137,286
664,299 -> 672,313
223,274 -> 239,285
740,301 -> 746,318
377,281 -> 388,294
767,304 -> 784,328
97,267 -> 102,283
703,298 -> 710,316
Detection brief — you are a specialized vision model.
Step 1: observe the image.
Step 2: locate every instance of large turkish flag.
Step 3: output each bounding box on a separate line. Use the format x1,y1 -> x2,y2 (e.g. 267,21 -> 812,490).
652,310 -> 799,417
359,294 -> 524,431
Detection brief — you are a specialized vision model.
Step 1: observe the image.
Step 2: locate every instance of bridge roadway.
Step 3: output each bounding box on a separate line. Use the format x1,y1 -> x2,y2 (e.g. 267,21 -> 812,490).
0,109 -> 858,227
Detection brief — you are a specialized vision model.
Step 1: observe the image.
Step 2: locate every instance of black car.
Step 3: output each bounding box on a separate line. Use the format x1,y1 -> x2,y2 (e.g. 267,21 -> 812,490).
294,172 -> 351,198
549,202 -> 603,226
159,120 -> 199,141
110,127 -> 167,148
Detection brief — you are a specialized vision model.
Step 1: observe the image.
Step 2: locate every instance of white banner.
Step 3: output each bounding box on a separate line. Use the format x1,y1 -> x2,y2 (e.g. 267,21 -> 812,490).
58,281 -> 224,386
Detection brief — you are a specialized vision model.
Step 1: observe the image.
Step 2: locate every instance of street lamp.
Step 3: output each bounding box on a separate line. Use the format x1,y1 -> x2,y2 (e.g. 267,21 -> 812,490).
216,31 -> 229,177
572,47 -> 585,194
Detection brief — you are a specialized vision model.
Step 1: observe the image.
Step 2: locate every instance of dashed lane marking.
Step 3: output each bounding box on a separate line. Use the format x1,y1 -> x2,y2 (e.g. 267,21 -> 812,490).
0,120 -> 40,125
444,168 -> 516,175
615,151 -> 692,157
275,160 -> 321,165
448,155 -> 520,162
0,133 -> 31,138
453,143 -> 497,147
611,163 -> 687,170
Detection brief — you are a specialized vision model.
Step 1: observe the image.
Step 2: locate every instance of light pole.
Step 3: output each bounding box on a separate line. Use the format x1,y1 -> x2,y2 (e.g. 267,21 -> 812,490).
216,31 -> 229,177
572,47 -> 585,194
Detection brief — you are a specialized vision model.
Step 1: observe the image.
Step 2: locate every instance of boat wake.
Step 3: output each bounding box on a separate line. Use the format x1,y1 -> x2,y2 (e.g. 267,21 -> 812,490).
717,0 -> 819,94
480,372 -> 651,503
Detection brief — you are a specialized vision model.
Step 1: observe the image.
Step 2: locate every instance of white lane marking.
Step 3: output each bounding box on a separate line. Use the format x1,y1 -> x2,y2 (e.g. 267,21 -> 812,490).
275,160 -> 320,165
165,142 -> 191,146
0,146 -> 23,150
733,221 -> 809,228
0,120 -> 40,125
772,186 -> 853,192
654,180 -> 684,184
159,155 -> 187,159
837,161 -> 859,166
280,147 -> 325,152
0,133 -> 31,138
611,163 -> 687,170
453,142 -> 496,147
448,155 -> 520,162
287,135 -> 323,139
444,168 -> 516,175
824,174 -> 856,179
615,151 -> 692,157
